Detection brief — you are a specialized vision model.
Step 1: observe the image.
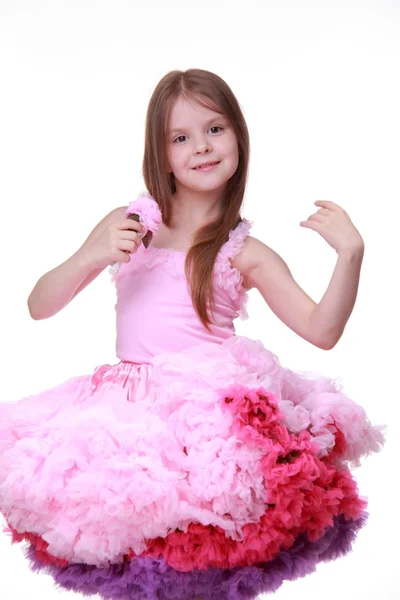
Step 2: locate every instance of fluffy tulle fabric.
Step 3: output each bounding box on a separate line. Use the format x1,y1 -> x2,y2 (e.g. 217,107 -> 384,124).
0,337 -> 383,569
6,514 -> 367,600
109,192 -> 162,279
125,191 -> 163,232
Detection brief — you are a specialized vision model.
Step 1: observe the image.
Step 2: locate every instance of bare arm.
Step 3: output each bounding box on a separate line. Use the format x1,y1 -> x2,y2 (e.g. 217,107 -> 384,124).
28,251 -> 100,320
235,237 -> 319,346
28,206 -> 128,320
308,246 -> 364,348
235,236 -> 363,350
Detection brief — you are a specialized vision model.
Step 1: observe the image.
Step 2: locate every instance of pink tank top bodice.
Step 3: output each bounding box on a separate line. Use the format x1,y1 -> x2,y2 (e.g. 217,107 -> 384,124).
112,219 -> 252,364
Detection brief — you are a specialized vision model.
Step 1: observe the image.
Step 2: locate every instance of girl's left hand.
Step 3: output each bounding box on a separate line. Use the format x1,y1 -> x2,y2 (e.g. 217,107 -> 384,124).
300,200 -> 364,254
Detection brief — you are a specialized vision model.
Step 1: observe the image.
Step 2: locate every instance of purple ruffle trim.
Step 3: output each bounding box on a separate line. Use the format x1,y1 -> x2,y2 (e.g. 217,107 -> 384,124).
24,513 -> 367,600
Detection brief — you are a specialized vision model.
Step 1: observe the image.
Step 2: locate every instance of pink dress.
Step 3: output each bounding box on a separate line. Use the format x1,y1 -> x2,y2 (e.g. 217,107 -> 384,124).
0,192 -> 385,600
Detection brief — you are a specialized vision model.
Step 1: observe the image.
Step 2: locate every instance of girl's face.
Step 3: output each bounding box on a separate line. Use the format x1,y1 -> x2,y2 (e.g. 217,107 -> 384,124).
166,95 -> 239,195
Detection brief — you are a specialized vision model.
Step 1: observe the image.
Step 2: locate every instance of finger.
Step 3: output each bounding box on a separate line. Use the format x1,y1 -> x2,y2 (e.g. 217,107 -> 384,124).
314,200 -> 339,210
126,213 -> 150,232
306,214 -> 325,223
119,239 -> 141,253
118,251 -> 131,263
118,219 -> 146,232
119,229 -> 143,241
299,220 -> 323,231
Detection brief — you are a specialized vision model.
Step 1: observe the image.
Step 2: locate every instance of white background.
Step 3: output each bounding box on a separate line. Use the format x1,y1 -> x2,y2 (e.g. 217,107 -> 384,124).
0,1 -> 399,598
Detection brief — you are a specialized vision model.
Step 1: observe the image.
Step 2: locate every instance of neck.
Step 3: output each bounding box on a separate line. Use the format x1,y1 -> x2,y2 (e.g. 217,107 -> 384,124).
170,187 -> 224,230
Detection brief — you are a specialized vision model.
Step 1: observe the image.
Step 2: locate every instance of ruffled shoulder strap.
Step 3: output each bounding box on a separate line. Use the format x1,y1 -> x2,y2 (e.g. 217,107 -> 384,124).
217,218 -> 253,264
214,218 -> 253,320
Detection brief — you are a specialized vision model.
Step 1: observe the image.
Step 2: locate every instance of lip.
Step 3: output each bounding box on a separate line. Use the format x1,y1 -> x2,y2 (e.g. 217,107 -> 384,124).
192,161 -> 220,171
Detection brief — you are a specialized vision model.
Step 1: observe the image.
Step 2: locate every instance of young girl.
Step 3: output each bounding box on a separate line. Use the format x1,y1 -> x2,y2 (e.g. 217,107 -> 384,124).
0,69 -> 384,600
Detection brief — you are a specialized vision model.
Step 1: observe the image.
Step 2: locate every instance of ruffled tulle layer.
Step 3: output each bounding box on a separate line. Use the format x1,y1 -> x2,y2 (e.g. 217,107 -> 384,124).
4,388 -> 367,571
9,514 -> 367,600
0,336 -> 384,591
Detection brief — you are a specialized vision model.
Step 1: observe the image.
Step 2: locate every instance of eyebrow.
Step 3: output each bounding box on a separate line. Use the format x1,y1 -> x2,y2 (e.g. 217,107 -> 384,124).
168,116 -> 227,135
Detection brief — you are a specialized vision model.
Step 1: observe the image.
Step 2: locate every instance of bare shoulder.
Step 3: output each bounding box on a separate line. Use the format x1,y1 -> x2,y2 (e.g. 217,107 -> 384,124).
95,205 -> 129,228
231,235 -> 289,290
81,206 -> 128,245
104,205 -> 128,224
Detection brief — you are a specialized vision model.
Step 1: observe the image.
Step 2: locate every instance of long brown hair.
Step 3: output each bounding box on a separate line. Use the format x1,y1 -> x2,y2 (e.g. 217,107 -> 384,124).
142,69 -> 250,331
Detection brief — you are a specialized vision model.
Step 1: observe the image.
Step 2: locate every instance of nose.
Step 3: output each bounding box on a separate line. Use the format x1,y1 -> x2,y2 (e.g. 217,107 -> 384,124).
194,137 -> 212,154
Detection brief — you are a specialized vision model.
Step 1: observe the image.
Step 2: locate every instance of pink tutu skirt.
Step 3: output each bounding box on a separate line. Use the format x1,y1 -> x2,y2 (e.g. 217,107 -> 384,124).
0,336 -> 384,599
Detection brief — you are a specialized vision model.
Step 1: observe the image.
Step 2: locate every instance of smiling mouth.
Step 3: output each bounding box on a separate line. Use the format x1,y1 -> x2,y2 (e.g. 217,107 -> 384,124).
193,161 -> 220,170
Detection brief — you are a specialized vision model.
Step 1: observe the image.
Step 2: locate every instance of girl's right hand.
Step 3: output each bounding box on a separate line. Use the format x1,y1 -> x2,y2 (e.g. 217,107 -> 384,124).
77,215 -> 146,270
